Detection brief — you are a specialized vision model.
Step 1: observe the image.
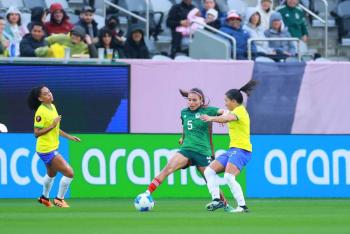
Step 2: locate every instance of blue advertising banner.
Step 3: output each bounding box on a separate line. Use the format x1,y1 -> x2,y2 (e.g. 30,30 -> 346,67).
0,134 -> 69,198
0,63 -> 129,133
247,135 -> 350,197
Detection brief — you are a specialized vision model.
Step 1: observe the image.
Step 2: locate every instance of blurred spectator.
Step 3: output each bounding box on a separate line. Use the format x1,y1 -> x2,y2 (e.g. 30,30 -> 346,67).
264,12 -> 296,61
201,0 -> 223,29
176,8 -> 205,36
220,11 -> 255,60
243,8 -> 271,55
4,6 -> 28,57
201,0 -> 225,18
277,0 -> 308,42
205,8 -> 221,29
0,16 -> 9,57
20,22 -> 48,57
45,3 -> 74,35
76,6 -> 99,44
166,0 -> 195,58
27,7 -> 48,32
95,28 -> 125,59
257,0 -> 275,31
36,26 -> 97,58
102,15 -> 126,44
124,24 -> 150,59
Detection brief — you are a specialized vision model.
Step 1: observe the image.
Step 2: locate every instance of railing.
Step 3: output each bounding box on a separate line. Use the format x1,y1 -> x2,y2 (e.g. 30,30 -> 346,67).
189,21 -> 237,60
298,0 -> 328,57
103,0 -> 150,39
247,38 -> 301,61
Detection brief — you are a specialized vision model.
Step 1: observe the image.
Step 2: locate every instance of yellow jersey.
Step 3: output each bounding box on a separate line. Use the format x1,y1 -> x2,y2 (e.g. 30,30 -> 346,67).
34,104 -> 60,153
228,105 -> 252,152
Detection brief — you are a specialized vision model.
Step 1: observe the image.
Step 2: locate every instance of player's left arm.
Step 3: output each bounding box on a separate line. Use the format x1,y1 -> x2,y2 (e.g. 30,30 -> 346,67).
200,113 -> 237,123
59,129 -> 81,142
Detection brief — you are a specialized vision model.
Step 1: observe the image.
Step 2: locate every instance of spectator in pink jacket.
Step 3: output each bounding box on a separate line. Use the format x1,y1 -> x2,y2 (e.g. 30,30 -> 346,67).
176,8 -> 205,36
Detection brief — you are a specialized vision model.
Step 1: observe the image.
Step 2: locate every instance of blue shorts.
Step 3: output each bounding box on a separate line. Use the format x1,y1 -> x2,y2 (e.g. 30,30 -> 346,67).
216,147 -> 252,171
37,150 -> 59,165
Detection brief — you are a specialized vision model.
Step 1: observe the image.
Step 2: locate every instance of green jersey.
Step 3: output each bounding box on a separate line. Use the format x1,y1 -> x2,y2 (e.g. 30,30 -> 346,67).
180,106 -> 219,156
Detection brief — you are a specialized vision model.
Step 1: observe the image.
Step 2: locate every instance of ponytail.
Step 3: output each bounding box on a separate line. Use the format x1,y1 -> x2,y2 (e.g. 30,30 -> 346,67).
226,80 -> 258,104
239,80 -> 258,97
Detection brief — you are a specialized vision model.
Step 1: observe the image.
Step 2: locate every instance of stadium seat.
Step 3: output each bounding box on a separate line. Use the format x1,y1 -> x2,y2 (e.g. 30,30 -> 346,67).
174,55 -> 194,60
45,0 -> 69,9
23,0 -> 46,9
216,0 -> 230,13
152,55 -> 172,60
285,57 -> 300,63
149,0 -> 172,13
255,56 -> 275,63
0,0 -> 25,9
120,0 -> 165,41
227,0 -> 247,15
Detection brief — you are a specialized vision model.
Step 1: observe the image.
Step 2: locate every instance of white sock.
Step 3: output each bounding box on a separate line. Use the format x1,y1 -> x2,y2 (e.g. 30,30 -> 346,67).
57,176 -> 73,199
204,167 -> 220,200
224,173 -> 246,207
42,174 -> 55,198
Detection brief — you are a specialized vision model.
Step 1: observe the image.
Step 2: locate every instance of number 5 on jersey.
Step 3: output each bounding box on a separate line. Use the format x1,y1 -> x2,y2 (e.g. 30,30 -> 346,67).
187,120 -> 193,130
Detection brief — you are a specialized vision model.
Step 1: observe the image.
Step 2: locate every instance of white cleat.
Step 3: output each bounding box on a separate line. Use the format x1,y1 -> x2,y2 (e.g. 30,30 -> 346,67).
227,205 -> 249,213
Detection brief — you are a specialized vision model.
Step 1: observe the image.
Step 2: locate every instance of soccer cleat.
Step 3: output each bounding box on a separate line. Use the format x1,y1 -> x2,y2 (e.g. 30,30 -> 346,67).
223,204 -> 235,212
38,195 -> 53,208
53,197 -> 70,208
206,199 -> 225,211
227,205 -> 249,213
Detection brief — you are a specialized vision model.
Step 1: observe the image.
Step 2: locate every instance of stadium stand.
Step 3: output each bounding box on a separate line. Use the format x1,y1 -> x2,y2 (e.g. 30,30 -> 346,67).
0,0 -> 349,60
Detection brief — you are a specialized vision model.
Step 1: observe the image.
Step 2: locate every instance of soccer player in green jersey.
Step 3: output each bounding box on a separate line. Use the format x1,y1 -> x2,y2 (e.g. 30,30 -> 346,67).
28,85 -> 80,208
145,88 -> 229,207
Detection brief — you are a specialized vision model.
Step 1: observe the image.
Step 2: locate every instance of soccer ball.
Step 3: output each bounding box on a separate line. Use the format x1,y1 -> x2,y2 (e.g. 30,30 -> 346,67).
0,123 -> 8,133
134,193 -> 154,212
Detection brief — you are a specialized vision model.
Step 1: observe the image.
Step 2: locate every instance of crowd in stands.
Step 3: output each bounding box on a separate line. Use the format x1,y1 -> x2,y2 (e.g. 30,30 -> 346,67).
0,2 -> 149,59
0,0 -> 311,61
167,0 -> 309,60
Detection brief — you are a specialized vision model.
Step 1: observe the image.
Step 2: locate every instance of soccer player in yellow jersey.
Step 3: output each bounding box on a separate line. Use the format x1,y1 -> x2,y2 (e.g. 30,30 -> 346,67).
27,86 -> 80,208
201,80 -> 257,213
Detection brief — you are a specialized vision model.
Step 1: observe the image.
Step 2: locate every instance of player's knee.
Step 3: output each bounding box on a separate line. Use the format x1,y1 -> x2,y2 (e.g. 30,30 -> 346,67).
65,167 -> 74,178
204,167 -> 215,178
224,172 -> 235,183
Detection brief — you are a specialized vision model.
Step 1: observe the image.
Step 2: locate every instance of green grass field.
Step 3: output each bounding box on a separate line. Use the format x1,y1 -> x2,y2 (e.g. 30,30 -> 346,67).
0,199 -> 349,234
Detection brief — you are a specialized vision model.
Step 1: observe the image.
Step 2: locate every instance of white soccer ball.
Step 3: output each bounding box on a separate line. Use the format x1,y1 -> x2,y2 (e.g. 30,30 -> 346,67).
0,123 -> 8,133
134,193 -> 154,212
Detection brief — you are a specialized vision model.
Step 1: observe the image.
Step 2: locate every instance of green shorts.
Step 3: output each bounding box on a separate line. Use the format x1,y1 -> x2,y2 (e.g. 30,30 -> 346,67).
178,149 -> 212,167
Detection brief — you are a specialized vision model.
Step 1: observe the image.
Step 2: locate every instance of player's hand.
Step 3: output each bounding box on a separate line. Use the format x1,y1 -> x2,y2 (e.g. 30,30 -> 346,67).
200,114 -> 211,122
70,136 -> 81,142
178,137 -> 183,145
51,115 -> 62,128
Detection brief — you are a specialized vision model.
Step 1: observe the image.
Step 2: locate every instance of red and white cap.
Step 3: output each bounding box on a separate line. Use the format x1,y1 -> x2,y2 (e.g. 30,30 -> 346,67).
226,11 -> 241,21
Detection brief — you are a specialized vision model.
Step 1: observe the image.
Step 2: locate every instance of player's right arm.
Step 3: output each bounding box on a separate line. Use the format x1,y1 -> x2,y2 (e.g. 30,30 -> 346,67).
34,115 -> 61,138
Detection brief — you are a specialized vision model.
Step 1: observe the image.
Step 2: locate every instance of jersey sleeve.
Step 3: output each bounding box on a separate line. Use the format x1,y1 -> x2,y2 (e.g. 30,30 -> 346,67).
232,106 -> 243,120
205,106 -> 220,116
34,109 -> 45,129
